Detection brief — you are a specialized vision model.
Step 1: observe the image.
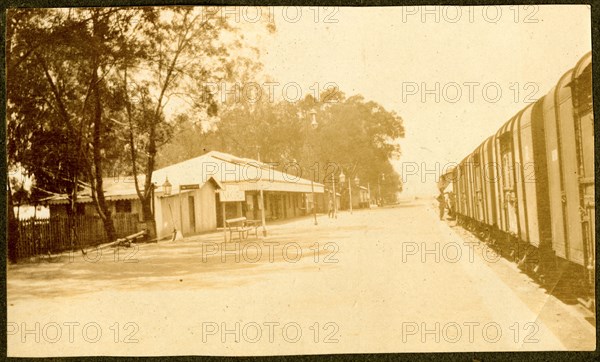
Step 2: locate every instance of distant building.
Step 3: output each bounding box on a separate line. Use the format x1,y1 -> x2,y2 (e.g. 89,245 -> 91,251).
356,186 -> 370,208
45,180 -> 147,219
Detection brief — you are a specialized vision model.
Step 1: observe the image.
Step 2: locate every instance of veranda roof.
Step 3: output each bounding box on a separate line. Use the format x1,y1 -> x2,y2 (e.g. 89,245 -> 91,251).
44,151 -> 324,205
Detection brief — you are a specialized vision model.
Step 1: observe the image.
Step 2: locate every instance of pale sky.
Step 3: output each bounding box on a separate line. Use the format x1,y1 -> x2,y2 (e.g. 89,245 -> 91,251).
252,5 -> 591,196
11,6 -> 592,199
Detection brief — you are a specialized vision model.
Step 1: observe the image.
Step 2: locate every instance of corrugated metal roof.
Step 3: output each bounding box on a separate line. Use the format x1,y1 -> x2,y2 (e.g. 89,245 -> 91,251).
44,179 -> 146,205
152,151 -> 324,193
44,151 -> 324,204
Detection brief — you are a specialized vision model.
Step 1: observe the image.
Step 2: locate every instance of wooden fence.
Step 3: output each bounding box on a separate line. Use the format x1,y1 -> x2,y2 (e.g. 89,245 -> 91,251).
16,213 -> 141,260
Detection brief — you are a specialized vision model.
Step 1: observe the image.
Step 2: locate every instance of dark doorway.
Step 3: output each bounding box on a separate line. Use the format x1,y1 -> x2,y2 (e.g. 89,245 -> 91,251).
215,194 -> 223,228
188,196 -> 196,233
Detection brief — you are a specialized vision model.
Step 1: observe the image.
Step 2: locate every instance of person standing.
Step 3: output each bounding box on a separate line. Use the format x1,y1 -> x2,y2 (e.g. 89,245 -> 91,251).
436,193 -> 446,220
328,197 -> 334,218
447,192 -> 456,219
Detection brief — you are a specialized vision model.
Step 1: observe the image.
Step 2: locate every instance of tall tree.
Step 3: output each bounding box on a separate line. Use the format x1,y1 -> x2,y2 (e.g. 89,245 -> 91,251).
7,8 -> 92,258
159,88 -> 405,202
7,8 -> 147,246
311,93 -> 404,198
119,7 -> 271,239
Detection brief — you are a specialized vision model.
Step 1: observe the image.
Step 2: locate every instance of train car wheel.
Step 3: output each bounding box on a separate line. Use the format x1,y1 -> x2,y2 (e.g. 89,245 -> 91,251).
576,295 -> 595,313
517,252 -> 528,271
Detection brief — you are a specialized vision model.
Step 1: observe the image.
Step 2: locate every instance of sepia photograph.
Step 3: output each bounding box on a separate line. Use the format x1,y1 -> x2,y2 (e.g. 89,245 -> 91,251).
5,3 -> 595,357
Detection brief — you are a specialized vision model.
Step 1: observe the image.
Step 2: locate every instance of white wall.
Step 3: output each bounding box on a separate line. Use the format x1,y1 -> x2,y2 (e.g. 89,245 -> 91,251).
155,182 -> 218,239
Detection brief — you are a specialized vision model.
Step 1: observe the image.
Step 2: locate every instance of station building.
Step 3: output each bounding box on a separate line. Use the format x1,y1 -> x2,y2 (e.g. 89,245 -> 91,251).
45,151 -> 325,239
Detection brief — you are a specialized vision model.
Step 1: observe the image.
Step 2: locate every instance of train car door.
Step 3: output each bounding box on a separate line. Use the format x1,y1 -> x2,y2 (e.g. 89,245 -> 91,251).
492,136 -> 506,231
571,58 -> 594,278
555,71 -> 585,265
500,133 -> 519,235
466,156 -> 476,220
483,138 -> 498,227
473,153 -> 484,222
459,163 -> 469,217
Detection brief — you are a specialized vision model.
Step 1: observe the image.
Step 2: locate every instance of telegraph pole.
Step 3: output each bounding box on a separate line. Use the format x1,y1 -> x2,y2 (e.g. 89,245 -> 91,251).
257,150 -> 267,236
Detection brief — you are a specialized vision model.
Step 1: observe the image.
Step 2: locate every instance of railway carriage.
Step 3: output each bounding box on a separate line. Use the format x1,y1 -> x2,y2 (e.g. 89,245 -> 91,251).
544,52 -> 594,287
450,52 -> 594,307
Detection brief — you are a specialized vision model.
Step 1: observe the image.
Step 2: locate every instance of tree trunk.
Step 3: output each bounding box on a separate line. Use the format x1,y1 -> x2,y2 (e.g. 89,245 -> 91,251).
91,70 -> 117,242
141,91 -> 158,241
90,12 -> 116,242
141,196 -> 157,241
141,128 -> 158,241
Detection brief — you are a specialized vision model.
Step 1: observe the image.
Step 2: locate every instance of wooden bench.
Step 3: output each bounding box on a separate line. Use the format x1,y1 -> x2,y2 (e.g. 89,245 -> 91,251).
224,217 -> 263,241
244,219 -> 262,239
225,217 -> 252,241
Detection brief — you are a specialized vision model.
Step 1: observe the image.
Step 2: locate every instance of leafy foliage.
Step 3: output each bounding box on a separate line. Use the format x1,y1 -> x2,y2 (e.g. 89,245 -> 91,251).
159,91 -> 405,200
7,7 -> 274,245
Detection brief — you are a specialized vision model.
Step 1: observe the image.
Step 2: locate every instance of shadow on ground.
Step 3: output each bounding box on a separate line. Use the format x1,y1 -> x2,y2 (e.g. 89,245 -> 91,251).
7,214 -> 350,302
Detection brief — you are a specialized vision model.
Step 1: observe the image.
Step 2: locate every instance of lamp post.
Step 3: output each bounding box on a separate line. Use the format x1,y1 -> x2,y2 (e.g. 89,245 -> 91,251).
339,170 -> 346,213
331,172 -> 337,218
178,185 -> 183,235
339,170 -> 360,214
309,109 -> 318,129
303,109 -> 318,225
353,175 -> 360,213
256,149 -> 267,237
378,173 -> 385,206
162,177 -> 178,240
162,177 -> 172,196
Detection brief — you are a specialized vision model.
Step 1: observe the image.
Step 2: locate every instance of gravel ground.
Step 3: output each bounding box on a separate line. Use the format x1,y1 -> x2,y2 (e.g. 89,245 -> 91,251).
7,199 -> 595,356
